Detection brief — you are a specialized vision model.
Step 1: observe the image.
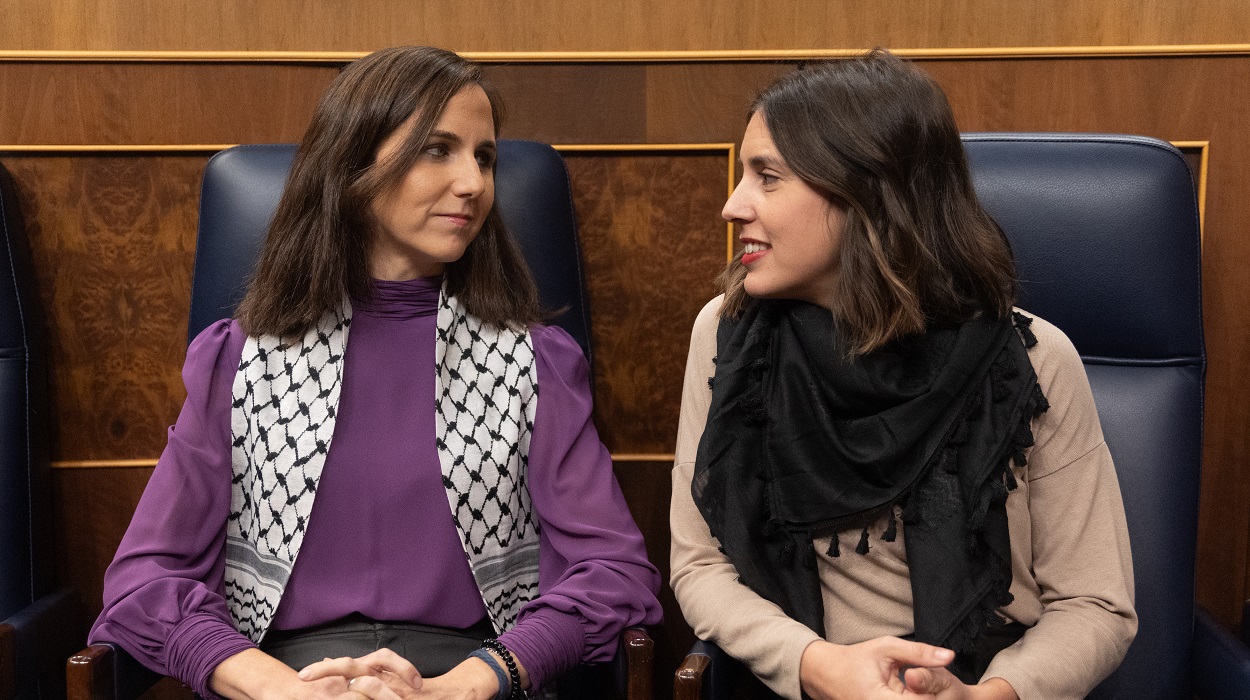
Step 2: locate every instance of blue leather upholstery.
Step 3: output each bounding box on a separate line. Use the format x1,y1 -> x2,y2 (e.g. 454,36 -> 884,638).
190,140 -> 593,362
0,162 -> 77,698
677,133 -> 1249,698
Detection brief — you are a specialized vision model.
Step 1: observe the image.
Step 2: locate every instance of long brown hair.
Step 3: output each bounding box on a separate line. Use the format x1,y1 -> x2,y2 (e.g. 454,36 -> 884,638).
236,46 -> 541,336
721,49 -> 1016,355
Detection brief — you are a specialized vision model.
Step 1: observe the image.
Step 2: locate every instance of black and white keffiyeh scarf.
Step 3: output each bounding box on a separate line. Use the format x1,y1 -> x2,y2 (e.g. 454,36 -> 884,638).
692,299 -> 1048,682
225,287 -> 541,642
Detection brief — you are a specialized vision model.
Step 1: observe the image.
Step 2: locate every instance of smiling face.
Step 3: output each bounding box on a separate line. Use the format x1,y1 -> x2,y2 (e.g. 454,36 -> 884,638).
722,112 -> 847,310
367,85 -> 498,280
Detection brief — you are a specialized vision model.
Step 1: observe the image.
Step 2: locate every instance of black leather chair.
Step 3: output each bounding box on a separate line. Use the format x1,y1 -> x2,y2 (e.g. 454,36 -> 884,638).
0,163 -> 80,699
673,133 -> 1250,699
67,141 -> 651,700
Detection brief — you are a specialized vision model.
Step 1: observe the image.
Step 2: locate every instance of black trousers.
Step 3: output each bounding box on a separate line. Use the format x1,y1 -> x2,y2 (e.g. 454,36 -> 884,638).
260,614 -> 496,677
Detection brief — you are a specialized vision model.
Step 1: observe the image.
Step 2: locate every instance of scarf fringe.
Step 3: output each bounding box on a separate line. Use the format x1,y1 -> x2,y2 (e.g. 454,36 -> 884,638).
945,314 -> 1047,656
882,507 -> 899,542
1011,311 -> 1038,348
855,527 -> 871,555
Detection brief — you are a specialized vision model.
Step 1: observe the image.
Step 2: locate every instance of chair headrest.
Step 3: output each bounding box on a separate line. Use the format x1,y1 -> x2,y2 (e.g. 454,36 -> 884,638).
963,133 -> 1203,366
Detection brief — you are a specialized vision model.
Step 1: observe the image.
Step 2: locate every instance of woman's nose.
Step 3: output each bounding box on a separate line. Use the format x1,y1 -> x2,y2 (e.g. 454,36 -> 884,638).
722,182 -> 751,223
453,158 -> 487,197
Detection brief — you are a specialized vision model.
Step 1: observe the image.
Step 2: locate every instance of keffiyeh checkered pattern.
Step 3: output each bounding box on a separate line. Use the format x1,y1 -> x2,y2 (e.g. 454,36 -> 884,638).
435,290 -> 541,632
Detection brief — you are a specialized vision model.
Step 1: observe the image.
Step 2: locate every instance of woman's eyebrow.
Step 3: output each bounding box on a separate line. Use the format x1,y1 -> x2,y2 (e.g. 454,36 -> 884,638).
426,130 -> 461,143
744,154 -> 783,170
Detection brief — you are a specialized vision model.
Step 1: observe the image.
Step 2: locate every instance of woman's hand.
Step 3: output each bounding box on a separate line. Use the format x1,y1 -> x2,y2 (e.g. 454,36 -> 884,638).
297,649 -> 423,699
901,667 -> 1018,700
406,656 -> 501,699
798,637 -> 955,700
210,648 -> 415,700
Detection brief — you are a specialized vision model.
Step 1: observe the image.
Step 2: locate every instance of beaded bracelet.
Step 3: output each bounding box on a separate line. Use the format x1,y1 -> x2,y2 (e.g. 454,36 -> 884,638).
468,648 -> 511,700
480,638 -> 526,700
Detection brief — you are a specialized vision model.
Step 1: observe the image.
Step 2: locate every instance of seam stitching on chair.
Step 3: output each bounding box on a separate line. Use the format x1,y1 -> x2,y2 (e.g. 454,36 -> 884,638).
0,171 -> 37,602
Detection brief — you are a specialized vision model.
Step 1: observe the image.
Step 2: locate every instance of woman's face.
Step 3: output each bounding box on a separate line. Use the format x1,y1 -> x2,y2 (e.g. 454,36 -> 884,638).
368,85 -> 497,280
723,112 -> 846,310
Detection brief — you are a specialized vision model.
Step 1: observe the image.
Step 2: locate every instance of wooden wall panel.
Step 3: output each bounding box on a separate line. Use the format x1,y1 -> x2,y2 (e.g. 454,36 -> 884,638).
0,64 -> 336,145
51,467 -> 152,627
3,155 -> 204,459
487,64 -> 648,144
6,1 -> 1250,52
566,151 -> 729,453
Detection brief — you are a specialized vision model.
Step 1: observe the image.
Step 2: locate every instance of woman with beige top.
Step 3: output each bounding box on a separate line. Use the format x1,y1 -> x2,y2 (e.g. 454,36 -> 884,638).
669,50 -> 1136,700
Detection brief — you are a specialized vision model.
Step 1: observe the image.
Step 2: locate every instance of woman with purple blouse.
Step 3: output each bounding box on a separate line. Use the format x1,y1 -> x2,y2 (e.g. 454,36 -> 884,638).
90,46 -> 662,700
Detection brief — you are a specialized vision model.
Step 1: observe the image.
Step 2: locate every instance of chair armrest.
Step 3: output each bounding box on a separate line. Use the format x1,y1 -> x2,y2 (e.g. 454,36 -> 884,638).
66,641 -> 162,700
1193,604 -> 1250,698
557,626 -> 653,700
0,588 -> 81,700
621,627 -> 653,700
675,639 -> 738,700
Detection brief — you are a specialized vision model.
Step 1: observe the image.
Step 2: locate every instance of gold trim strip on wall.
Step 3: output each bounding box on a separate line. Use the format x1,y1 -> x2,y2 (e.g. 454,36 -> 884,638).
6,44 -> 1250,64
0,144 -> 234,153
1173,141 -> 1209,236
610,453 -> 676,462
0,46 -> 1244,63
53,458 -> 158,469
727,143 -> 737,263
553,143 -> 733,151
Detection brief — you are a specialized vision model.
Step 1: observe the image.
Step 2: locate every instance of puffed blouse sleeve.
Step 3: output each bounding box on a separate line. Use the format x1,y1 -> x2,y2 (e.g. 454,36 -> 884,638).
88,319 -> 255,698
497,324 -> 663,689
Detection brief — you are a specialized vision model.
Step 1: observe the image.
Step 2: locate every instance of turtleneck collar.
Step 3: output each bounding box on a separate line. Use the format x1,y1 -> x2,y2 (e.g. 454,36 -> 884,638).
353,276 -> 441,320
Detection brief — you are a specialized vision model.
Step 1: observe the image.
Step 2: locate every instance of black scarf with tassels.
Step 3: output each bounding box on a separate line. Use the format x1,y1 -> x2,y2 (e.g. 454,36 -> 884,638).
691,300 -> 1048,682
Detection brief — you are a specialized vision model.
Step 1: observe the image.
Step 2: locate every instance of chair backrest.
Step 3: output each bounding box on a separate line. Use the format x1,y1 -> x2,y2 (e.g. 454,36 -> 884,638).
964,133 -> 1204,699
0,162 -> 53,622
190,141 -> 593,362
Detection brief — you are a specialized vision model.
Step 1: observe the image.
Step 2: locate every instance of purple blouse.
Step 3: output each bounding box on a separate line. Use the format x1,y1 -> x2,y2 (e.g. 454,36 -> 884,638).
89,277 -> 662,696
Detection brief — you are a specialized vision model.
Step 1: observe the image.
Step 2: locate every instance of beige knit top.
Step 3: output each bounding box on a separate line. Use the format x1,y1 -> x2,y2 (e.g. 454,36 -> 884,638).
670,296 -> 1137,700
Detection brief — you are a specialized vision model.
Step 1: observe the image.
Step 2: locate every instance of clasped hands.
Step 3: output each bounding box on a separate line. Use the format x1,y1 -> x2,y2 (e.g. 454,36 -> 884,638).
294,648 -> 505,700
798,638 -> 1018,700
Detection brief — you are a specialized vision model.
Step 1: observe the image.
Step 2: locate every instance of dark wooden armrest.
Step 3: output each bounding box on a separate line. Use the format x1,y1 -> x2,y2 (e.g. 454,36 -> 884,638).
67,644 -> 115,700
67,642 -> 163,700
622,627 -> 653,700
673,650 -> 710,700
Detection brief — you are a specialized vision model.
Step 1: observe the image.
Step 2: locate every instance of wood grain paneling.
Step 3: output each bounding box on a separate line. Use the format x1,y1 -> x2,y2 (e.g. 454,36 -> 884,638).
6,1 -> 1250,52
487,64 -> 648,144
2,155 -> 204,459
0,63 -> 337,144
51,467 -> 152,636
566,151 -> 729,453
643,63 -> 789,144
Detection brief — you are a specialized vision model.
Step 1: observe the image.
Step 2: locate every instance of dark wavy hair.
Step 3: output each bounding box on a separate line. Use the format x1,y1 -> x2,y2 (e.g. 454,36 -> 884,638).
236,46 -> 541,336
721,49 -> 1016,355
